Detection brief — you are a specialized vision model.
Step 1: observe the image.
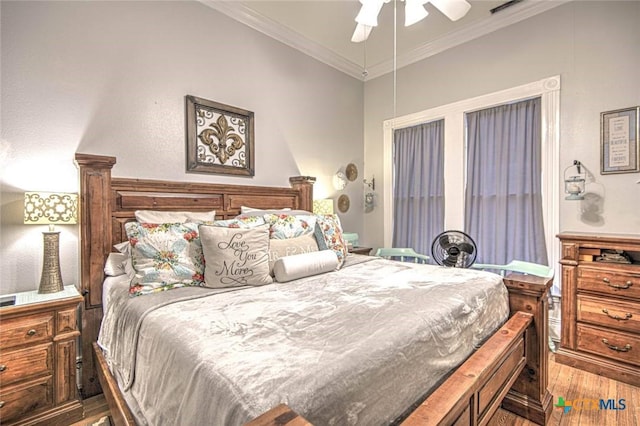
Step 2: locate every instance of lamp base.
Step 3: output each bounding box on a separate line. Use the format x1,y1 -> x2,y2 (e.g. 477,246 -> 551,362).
39,231 -> 64,294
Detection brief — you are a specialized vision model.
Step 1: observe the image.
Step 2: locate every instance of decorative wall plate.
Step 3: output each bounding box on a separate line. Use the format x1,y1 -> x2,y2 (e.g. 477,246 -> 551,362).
346,163 -> 358,181
338,194 -> 350,213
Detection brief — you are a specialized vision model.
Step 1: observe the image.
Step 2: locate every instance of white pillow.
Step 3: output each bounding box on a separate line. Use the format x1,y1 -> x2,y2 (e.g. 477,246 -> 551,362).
112,242 -> 136,278
199,224 -> 273,288
273,250 -> 339,283
104,252 -> 128,277
241,206 -> 291,214
134,210 -> 216,223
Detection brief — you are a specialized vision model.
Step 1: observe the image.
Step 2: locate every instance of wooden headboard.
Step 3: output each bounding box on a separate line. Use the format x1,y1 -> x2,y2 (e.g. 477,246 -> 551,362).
74,153 -> 315,397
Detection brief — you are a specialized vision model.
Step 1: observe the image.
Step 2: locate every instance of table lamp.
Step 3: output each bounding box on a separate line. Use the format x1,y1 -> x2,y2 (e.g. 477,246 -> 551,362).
24,192 -> 78,293
313,199 -> 334,215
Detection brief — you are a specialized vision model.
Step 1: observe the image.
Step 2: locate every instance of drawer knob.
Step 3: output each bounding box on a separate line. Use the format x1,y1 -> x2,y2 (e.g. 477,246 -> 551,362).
602,338 -> 632,353
0,401 -> 4,408
26,329 -> 37,336
601,309 -> 632,321
0,365 -> 5,372
602,278 -> 633,290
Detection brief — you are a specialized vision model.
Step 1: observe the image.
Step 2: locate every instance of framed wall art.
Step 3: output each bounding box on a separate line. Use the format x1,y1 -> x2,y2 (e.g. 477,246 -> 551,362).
600,106 -> 639,174
186,95 -> 255,176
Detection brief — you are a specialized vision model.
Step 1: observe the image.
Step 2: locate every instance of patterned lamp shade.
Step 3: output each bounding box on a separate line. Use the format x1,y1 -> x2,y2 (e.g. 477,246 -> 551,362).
24,192 -> 78,226
313,199 -> 334,215
24,192 -> 78,294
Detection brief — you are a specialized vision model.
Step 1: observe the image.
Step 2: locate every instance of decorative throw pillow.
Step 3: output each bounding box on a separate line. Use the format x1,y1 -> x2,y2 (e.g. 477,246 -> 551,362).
268,233 -> 319,274
134,210 -> 216,223
314,214 -> 348,269
199,224 -> 273,288
263,214 -> 317,239
124,222 -> 205,296
273,250 -> 339,283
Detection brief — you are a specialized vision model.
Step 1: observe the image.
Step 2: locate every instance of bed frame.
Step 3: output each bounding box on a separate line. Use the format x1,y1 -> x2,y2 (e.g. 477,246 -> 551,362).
75,153 -> 552,426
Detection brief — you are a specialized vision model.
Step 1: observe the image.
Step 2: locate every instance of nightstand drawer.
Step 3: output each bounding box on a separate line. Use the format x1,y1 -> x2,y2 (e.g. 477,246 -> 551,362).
0,343 -> 52,386
578,267 -> 640,300
577,324 -> 639,367
0,312 -> 54,348
0,375 -> 53,423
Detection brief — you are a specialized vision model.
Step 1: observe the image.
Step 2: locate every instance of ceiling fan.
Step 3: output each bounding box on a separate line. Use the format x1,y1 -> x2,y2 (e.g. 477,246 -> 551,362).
351,0 -> 472,42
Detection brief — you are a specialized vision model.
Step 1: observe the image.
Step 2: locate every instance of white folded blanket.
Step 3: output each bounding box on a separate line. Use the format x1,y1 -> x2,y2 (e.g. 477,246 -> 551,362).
273,250 -> 339,283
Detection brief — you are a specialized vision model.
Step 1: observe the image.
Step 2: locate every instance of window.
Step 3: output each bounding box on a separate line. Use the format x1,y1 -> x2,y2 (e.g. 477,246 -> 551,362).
383,76 -> 561,293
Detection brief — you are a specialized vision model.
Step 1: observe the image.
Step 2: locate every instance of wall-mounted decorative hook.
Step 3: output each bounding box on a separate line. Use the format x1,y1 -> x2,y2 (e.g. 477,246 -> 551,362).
364,177 -> 375,191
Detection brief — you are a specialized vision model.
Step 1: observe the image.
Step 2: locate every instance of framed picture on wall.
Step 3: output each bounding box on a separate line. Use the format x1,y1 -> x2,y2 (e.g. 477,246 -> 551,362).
600,106 -> 639,174
185,95 -> 255,176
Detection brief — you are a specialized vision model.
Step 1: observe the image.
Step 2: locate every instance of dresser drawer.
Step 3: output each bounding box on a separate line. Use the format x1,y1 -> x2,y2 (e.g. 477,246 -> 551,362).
0,375 -> 53,423
0,343 -> 52,386
577,295 -> 640,334
577,324 -> 640,367
577,267 -> 640,300
0,312 -> 54,349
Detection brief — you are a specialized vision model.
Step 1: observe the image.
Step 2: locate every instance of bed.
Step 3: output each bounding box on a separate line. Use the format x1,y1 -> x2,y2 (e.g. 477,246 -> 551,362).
75,153 -> 552,426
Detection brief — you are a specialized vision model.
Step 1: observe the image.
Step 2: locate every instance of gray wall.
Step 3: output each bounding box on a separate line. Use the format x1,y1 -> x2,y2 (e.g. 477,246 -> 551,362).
362,0 -> 640,250
0,1 -> 364,294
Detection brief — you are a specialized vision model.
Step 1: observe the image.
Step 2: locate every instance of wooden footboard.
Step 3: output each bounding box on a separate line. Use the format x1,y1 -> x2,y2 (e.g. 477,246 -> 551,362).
243,274 -> 552,426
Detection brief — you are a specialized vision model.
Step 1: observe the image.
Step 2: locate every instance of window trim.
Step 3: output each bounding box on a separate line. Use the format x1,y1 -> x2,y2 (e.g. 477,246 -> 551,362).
383,75 -> 560,291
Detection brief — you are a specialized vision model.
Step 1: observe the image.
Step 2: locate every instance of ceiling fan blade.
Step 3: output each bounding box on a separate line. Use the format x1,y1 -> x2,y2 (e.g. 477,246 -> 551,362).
405,0 -> 429,27
351,23 -> 373,43
429,0 -> 471,21
355,0 -> 386,27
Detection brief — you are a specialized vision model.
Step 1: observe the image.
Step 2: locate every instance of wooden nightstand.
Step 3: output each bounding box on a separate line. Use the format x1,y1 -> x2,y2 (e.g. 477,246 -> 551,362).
349,246 -> 372,255
0,286 -> 84,425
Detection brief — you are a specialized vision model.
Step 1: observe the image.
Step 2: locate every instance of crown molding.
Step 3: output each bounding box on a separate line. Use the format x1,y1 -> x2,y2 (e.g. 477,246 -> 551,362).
200,0 -> 571,82
365,0 -> 571,80
199,0 -> 365,80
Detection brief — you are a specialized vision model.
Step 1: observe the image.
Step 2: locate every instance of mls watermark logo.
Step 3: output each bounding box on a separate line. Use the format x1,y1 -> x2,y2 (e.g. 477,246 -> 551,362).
555,396 -> 627,413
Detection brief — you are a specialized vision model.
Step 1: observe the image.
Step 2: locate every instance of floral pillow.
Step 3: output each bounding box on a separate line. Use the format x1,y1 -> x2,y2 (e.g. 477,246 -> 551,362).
264,214 -> 316,239
124,222 -> 205,297
314,214 -> 348,269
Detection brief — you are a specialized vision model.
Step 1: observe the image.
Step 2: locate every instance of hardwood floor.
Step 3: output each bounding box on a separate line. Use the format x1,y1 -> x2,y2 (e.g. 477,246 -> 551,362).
488,354 -> 640,426
72,354 -> 639,426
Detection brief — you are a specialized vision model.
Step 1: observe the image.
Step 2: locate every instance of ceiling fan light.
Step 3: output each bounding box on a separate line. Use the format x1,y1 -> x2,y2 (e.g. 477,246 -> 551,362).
351,23 -> 373,43
430,0 -> 471,21
405,1 -> 429,27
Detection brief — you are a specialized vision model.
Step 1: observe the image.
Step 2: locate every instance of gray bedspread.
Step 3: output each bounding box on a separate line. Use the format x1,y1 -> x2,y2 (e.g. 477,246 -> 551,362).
98,256 -> 508,426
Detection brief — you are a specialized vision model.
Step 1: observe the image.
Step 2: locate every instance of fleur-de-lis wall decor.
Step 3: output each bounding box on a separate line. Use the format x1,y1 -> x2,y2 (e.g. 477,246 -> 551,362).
186,95 -> 255,176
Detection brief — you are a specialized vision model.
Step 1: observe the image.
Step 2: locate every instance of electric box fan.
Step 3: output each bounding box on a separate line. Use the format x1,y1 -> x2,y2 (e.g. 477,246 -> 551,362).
431,230 -> 477,268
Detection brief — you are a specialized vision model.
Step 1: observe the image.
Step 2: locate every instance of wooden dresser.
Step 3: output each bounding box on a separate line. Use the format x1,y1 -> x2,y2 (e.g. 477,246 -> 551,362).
556,233 -> 640,387
0,286 -> 84,425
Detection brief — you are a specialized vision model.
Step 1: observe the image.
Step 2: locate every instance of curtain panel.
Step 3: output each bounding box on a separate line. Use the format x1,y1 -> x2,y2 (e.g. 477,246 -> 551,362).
392,120 -> 445,256
464,97 -> 548,265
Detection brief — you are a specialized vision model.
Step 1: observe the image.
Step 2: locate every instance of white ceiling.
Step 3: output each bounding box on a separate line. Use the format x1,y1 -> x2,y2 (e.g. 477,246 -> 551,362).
201,0 -> 570,80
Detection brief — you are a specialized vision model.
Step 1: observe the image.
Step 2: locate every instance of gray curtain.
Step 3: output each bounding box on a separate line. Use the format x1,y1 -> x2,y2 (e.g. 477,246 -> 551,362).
465,97 -> 548,265
392,120 -> 444,256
